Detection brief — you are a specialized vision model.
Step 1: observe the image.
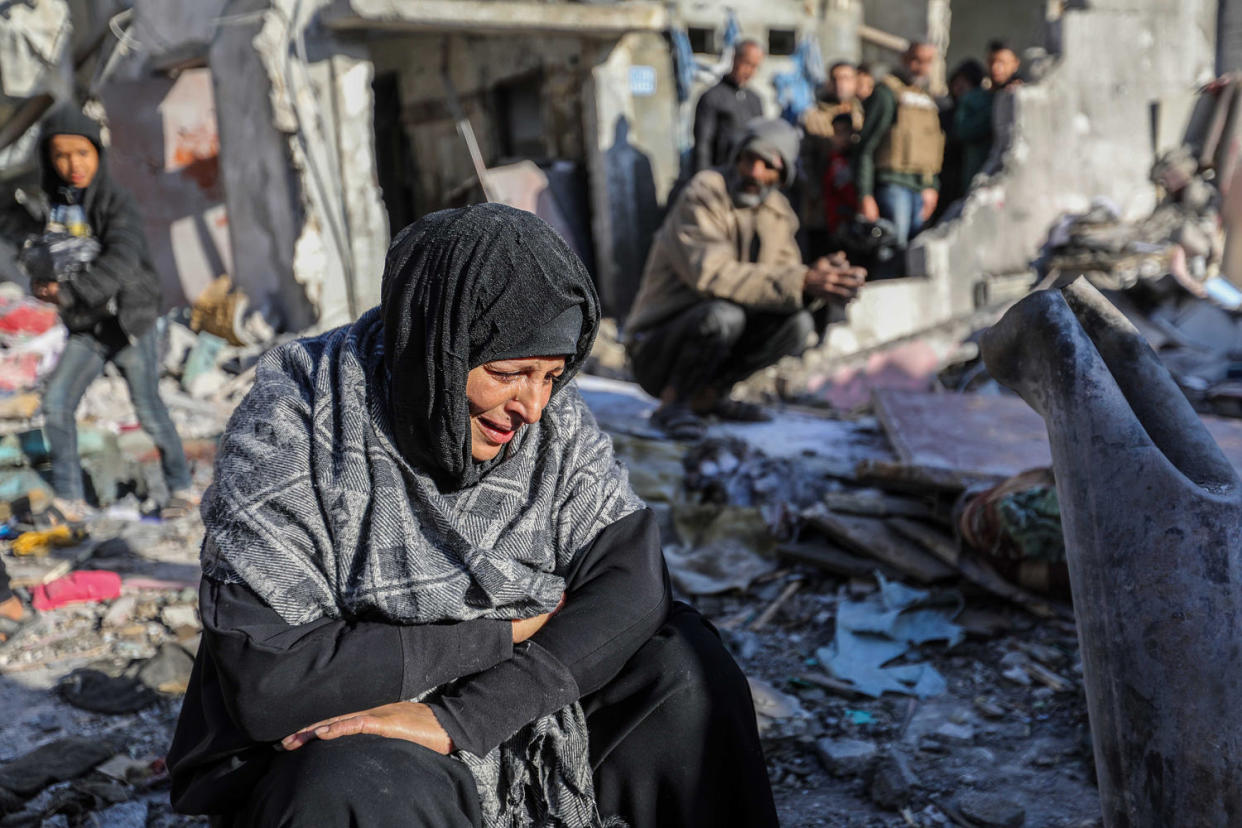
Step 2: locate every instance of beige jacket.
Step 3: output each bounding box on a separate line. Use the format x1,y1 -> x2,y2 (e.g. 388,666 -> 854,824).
625,170 -> 806,336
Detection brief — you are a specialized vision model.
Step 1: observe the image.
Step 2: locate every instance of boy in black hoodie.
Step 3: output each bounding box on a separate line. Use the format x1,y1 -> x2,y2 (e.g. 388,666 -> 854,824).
0,107 -> 194,520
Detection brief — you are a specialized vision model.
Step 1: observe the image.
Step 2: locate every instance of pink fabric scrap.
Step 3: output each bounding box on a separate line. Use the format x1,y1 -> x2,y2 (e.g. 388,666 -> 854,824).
30,570 -> 123,611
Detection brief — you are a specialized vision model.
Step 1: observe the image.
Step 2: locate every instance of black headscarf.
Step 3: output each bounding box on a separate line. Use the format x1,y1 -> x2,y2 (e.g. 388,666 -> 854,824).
380,203 -> 600,492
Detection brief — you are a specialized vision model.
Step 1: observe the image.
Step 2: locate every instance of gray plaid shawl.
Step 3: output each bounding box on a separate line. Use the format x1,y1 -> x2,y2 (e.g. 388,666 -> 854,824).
202,310 -> 642,825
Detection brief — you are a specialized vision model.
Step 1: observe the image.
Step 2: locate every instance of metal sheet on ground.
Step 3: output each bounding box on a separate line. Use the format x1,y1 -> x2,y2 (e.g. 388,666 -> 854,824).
874,388 -> 1242,481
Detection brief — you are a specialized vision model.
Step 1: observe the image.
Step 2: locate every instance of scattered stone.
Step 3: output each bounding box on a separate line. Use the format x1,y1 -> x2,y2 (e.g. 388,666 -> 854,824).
95,755 -> 154,784
92,800 -> 147,828
748,678 -> 805,721
1002,666 -> 1032,686
102,595 -> 137,628
974,696 -> 1006,719
934,721 -> 976,743
956,791 -> 1026,827
869,749 -> 920,811
815,737 -> 878,777
136,642 -> 195,694
160,604 -> 200,632
0,738 -> 113,796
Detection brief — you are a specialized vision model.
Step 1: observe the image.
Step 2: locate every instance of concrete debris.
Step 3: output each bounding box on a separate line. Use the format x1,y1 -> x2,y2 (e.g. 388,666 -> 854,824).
951,791 -> 1026,827
663,506 -> 777,595
983,277 -> 1242,825
869,748 -> 920,811
814,737 -> 878,778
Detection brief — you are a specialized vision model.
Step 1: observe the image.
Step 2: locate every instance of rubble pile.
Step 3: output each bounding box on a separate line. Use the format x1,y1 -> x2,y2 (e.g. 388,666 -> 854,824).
577,375 -> 1101,826
0,513 -> 204,826
0,282 -> 270,514
0,283 -> 276,825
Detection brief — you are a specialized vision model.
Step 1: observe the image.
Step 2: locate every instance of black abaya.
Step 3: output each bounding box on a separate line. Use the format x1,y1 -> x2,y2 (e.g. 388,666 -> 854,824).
233,605 -> 777,828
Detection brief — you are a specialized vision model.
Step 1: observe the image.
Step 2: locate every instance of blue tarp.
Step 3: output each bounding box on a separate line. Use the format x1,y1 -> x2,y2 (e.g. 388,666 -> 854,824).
774,35 -> 826,124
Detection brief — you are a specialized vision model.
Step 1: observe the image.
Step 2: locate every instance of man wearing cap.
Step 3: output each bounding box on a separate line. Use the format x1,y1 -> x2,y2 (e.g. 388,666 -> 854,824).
625,119 -> 865,440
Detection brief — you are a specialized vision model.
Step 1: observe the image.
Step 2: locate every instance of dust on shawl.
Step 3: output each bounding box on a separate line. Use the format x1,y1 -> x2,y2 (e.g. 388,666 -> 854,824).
201,204 -> 642,825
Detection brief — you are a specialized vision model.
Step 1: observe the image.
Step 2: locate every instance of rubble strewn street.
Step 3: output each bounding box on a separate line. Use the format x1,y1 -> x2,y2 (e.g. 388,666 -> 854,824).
3,0 -> 1242,824
0,351 -> 1115,827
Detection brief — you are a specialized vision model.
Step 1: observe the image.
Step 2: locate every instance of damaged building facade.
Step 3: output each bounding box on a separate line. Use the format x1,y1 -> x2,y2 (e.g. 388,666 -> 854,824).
0,0 -> 1228,355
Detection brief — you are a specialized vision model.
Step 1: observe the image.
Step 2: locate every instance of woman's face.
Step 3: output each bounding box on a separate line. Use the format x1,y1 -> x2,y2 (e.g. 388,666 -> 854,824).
465,356 -> 567,461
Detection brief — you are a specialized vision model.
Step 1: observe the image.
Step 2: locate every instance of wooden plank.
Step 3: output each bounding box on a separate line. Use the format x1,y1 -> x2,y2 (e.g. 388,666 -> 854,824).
801,506 -> 956,584
777,541 -> 894,580
887,518 -> 960,566
888,518 -> 1072,620
854,459 -> 998,494
872,389 -> 1052,481
822,490 -> 939,522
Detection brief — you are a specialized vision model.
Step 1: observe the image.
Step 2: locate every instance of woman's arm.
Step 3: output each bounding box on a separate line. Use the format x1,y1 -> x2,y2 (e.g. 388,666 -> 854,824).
426,508 -> 670,756
201,577 -> 514,743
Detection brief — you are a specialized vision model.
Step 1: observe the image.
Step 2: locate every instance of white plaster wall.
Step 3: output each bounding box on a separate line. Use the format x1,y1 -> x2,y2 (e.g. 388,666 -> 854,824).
913,0 -> 1216,305
675,0 -> 815,119
788,0 -> 1218,371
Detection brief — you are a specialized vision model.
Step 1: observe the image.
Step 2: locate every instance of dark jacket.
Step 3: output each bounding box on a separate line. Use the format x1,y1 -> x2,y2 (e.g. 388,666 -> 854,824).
692,77 -> 764,173
0,107 -> 161,340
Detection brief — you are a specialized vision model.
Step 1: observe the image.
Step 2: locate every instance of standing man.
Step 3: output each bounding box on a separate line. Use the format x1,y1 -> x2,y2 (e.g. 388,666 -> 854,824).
806,62 -> 864,131
1,107 -> 195,520
800,61 -> 863,258
855,63 -> 877,102
626,119 -> 865,440
855,41 -> 945,250
986,40 -> 1023,90
692,39 -> 765,173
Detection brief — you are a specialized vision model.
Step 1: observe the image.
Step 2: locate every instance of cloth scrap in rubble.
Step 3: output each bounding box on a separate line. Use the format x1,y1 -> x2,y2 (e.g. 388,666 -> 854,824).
30,570 -> 122,611
0,300 -> 58,336
816,574 -> 963,698
663,505 -> 777,594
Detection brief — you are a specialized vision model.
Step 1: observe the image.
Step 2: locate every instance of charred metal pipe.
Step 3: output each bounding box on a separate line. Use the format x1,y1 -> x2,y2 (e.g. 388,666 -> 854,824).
981,278 -> 1242,827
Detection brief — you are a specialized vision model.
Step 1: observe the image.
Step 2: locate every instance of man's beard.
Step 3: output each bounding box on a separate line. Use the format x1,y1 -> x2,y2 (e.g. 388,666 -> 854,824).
726,167 -> 773,207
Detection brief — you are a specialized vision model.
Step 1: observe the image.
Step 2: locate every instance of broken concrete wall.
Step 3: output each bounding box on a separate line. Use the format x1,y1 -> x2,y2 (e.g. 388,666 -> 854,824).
364,26 -> 678,319
365,32 -> 597,217
675,0 -> 815,119
208,0 -> 387,331
819,0 -> 863,66
858,0 -> 949,86
913,0 -> 1217,294
587,31 -> 679,317
101,68 -> 232,309
209,0 -> 678,329
945,0 -> 1048,72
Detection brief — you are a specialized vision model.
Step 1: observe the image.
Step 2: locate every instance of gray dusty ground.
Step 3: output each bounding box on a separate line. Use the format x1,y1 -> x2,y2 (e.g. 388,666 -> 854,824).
0,375 -> 1104,827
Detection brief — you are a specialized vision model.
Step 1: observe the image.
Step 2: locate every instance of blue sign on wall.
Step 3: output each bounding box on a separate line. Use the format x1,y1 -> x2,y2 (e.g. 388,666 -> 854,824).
629,65 -> 657,97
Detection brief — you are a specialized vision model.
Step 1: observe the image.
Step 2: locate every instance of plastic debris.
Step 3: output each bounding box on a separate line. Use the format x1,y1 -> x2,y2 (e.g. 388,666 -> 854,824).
815,574 -> 963,698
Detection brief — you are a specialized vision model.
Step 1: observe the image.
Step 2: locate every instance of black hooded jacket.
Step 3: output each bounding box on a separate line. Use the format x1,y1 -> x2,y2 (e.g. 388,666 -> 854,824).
0,107 -> 161,340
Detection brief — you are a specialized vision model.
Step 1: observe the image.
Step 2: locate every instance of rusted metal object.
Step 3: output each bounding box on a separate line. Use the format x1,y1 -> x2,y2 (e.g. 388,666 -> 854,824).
981,278 -> 1242,827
